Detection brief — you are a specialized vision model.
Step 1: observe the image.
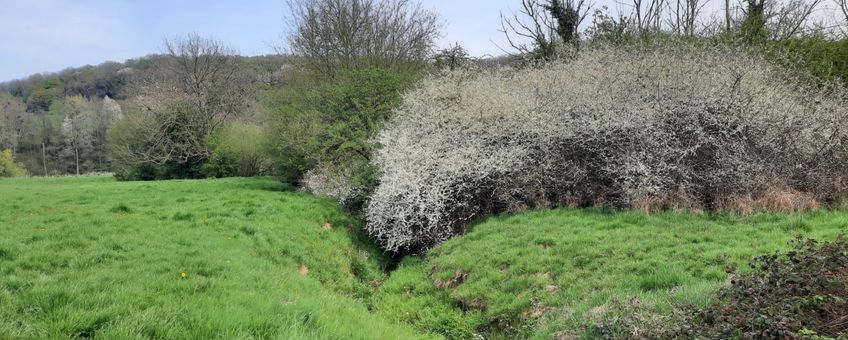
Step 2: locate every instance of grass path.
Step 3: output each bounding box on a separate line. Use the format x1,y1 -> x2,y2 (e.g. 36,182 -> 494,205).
0,176 -> 430,339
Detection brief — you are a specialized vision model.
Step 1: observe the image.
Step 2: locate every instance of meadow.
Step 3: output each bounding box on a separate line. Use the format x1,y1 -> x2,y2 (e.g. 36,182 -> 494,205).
1,176 -> 846,339
0,176 -> 428,339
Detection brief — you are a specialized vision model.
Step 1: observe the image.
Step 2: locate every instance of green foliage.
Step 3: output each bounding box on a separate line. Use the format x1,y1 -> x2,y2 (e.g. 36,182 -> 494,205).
676,236 -> 848,338
25,78 -> 64,113
265,66 -> 416,204
0,176 -> 429,339
374,208 -> 848,338
202,123 -> 273,178
544,0 -> 581,45
0,149 -> 27,177
432,44 -> 472,71
771,37 -> 848,84
740,0 -> 768,44
109,102 -> 211,181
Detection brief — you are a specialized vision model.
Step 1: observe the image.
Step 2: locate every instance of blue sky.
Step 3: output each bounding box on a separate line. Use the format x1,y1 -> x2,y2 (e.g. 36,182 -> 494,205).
0,0 -> 538,82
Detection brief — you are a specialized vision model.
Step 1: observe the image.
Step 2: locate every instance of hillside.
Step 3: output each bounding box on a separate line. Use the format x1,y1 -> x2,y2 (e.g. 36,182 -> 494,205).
0,176 -> 428,339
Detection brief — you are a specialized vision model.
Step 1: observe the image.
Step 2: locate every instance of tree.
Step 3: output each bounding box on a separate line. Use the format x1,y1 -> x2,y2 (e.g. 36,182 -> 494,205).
768,0 -> 823,40
432,43 -> 471,71
668,0 -> 710,36
113,34 -> 248,179
629,0 -> 665,33
283,0 -> 441,77
499,0 -> 591,60
92,96 -> 122,170
26,78 -> 63,113
741,0 -> 769,42
59,96 -> 96,175
740,0 -> 824,42
545,0 -> 587,44
0,94 -> 26,155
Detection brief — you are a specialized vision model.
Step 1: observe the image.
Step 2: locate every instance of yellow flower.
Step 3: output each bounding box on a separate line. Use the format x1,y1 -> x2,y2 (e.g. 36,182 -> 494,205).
180,271 -> 188,279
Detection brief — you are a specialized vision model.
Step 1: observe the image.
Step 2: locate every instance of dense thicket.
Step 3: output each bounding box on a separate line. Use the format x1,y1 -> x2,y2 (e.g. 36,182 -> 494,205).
366,44 -> 848,253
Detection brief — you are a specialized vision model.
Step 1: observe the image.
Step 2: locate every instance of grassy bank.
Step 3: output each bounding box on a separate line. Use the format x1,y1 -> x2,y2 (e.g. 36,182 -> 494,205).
374,208 -> 848,338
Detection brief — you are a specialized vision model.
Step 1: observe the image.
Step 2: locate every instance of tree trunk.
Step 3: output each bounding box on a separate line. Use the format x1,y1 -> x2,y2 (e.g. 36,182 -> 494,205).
75,147 -> 80,176
41,142 -> 47,175
725,0 -> 731,34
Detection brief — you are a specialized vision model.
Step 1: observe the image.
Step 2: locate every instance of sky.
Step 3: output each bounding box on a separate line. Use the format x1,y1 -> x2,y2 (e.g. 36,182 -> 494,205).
0,0 -> 531,82
0,0 -> 844,82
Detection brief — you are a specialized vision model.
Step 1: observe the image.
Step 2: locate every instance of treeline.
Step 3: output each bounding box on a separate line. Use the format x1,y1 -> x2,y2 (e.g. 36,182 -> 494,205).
1,0 -> 847,184
0,53 -> 288,176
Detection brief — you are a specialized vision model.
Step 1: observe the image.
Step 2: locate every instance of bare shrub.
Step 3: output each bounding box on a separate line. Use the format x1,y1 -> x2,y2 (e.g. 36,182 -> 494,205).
366,43 -> 848,253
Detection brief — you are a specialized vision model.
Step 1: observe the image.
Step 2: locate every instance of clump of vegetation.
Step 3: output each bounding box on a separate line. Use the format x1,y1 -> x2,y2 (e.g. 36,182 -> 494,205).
202,122 -> 274,178
674,236 -> 848,339
265,66 -> 417,209
366,43 -> 848,253
0,149 -> 27,177
108,203 -> 133,214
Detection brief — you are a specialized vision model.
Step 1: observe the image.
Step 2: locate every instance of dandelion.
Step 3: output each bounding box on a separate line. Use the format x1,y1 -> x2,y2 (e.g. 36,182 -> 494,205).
180,271 -> 188,279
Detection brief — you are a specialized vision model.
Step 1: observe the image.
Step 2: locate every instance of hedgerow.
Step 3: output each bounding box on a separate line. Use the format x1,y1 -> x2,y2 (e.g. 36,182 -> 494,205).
366,43 -> 848,253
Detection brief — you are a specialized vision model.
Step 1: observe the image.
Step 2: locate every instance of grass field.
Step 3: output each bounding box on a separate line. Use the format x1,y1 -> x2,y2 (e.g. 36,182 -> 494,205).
2,176 -> 846,339
374,209 -> 848,339
0,176 -> 429,339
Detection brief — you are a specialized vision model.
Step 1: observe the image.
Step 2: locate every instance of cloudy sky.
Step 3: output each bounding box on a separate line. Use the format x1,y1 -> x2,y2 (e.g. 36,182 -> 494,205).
0,0 -> 843,82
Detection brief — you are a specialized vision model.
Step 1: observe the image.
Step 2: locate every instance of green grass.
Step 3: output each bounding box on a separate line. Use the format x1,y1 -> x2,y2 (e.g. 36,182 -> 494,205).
373,208 -> 848,339
3,176 -> 847,339
0,176 -> 431,339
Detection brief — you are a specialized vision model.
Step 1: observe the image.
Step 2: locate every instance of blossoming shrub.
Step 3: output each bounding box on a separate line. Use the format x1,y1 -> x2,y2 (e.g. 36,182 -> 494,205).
366,44 -> 848,253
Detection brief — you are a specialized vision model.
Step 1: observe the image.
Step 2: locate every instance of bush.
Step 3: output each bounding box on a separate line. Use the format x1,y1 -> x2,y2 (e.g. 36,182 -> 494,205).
0,149 -> 28,177
366,43 -> 848,253
203,123 -> 273,178
672,236 -> 848,339
109,102 -> 210,180
266,66 -> 416,208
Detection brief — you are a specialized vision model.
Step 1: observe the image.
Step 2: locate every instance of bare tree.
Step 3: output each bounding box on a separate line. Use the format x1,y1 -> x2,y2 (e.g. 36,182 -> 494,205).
668,0 -> 711,35
767,0 -> 824,39
630,0 -> 666,32
60,96 -> 96,175
499,0 -> 591,60
835,0 -> 848,32
283,0 -> 441,77
116,34 -> 248,169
